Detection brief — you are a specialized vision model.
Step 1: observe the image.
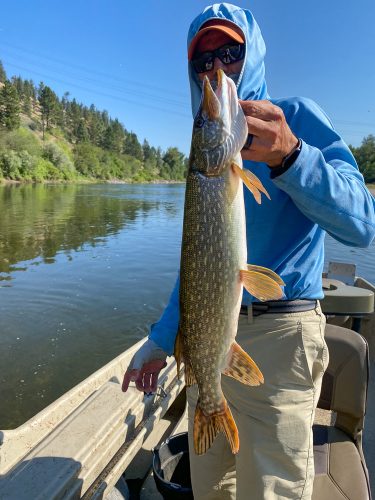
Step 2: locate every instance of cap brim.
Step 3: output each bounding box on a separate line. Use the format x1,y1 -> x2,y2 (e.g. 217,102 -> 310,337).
188,24 -> 245,60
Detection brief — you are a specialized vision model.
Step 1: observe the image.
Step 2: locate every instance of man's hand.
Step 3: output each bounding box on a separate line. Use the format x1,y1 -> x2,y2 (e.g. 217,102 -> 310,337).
239,100 -> 298,167
122,338 -> 168,394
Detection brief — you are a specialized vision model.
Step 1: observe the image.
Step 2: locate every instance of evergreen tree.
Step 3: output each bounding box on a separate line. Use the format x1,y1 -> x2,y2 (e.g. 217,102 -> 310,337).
11,76 -> 24,97
0,80 -> 21,130
142,139 -> 156,162
87,110 -> 105,146
38,83 -> 60,138
22,80 -> 35,116
0,60 -> 6,83
103,119 -> 125,153
65,98 -> 84,142
123,132 -> 143,161
76,120 -> 89,143
163,147 -> 186,180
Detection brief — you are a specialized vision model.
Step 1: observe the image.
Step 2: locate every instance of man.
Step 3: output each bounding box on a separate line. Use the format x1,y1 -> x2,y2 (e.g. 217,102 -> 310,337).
123,4 -> 375,499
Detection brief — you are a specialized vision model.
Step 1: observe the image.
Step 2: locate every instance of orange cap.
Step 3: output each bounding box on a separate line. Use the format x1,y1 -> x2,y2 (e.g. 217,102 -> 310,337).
188,20 -> 245,60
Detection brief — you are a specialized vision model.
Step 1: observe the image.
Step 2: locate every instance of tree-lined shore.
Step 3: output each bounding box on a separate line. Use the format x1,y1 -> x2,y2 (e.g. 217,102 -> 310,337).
0,60 -> 374,184
0,60 -> 187,183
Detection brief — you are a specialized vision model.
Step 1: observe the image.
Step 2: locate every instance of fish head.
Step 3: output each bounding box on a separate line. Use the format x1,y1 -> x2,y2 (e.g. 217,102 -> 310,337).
190,69 -> 248,176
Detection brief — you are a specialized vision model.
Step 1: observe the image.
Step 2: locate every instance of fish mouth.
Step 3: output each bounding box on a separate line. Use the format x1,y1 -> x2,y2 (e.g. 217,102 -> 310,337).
199,70 -> 235,151
202,75 -> 221,120
193,69 -> 246,176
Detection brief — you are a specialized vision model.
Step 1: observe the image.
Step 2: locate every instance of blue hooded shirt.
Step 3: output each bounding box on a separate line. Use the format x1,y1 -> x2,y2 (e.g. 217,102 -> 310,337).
150,3 -> 375,355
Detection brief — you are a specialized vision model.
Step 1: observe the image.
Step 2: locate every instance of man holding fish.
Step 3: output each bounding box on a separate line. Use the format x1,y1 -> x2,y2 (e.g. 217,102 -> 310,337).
123,3 -> 375,499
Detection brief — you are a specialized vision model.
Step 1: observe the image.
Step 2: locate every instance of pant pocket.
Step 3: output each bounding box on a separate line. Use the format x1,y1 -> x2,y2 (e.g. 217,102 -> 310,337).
300,311 -> 328,390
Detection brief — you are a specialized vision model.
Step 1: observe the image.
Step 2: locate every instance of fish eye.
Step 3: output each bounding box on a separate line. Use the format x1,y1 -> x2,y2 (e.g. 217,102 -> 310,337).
194,116 -> 205,128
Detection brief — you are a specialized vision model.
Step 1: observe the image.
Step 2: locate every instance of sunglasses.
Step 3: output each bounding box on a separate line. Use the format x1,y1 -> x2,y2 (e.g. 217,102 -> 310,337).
191,42 -> 245,74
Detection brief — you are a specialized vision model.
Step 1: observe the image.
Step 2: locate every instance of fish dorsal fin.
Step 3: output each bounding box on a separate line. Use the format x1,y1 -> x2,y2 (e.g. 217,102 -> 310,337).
247,265 -> 285,286
231,163 -> 270,203
194,399 -> 239,455
223,341 -> 264,386
240,269 -> 284,301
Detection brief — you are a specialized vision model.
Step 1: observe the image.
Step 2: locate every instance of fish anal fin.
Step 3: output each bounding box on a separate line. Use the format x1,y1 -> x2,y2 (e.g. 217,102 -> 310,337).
247,264 -> 285,286
174,328 -> 183,379
240,269 -> 284,301
194,400 -> 239,455
223,341 -> 264,386
231,163 -> 270,202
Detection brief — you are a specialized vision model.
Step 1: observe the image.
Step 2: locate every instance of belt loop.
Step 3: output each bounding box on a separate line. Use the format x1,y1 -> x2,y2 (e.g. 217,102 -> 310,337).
247,304 -> 253,324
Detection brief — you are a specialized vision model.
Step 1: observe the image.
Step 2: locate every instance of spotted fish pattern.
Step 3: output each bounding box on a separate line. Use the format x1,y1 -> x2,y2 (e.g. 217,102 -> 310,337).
175,70 -> 284,455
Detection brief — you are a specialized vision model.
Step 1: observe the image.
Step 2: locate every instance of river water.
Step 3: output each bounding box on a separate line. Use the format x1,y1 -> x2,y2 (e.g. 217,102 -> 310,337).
0,183 -> 374,429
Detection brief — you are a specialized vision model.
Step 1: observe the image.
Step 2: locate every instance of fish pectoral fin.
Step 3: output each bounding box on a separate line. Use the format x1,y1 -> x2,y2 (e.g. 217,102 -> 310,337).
223,341 -> 264,386
174,328 -> 183,379
231,163 -> 271,203
247,264 -> 285,286
240,269 -> 284,301
194,399 -> 239,455
184,361 -> 197,387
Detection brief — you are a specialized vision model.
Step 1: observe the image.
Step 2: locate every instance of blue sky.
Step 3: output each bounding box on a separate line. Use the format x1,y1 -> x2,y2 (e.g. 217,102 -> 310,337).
0,0 -> 374,155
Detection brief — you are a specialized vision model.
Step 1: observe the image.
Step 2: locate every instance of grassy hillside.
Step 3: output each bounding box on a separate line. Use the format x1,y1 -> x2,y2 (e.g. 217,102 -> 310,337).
0,71 -> 188,183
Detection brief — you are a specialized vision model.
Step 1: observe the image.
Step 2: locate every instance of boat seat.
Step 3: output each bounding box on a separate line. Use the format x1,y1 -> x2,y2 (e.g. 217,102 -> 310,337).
312,324 -> 372,500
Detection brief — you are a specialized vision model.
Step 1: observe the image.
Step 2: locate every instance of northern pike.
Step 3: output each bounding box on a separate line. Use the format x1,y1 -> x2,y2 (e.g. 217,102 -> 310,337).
175,69 -> 284,455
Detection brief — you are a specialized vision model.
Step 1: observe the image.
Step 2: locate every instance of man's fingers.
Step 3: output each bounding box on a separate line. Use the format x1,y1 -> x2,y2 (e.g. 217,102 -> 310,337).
241,147 -> 267,163
122,359 -> 167,393
150,372 -> 159,392
122,369 -> 138,392
239,99 -> 279,120
143,372 -> 152,393
245,116 -> 270,137
135,375 -> 145,392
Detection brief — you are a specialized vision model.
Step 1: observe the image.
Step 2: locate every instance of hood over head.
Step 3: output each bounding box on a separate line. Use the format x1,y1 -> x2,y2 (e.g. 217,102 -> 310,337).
187,3 -> 269,117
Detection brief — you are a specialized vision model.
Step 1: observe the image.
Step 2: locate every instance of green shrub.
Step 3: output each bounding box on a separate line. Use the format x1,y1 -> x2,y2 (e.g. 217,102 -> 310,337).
74,143 -> 101,177
0,128 -> 41,156
32,158 -> 50,181
0,151 -> 22,179
41,158 -> 60,180
18,150 -> 36,180
43,141 -> 76,179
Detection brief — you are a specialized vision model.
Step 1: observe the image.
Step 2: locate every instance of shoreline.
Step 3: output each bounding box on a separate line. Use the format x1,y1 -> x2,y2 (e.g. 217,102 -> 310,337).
0,178 -> 186,186
1,178 -> 373,190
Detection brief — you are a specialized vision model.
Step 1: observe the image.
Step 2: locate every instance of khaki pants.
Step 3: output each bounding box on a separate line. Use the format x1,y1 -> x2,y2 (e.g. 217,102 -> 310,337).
187,304 -> 328,500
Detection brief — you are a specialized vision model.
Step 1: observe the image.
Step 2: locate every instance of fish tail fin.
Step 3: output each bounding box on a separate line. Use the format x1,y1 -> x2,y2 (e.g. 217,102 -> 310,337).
231,162 -> 270,203
223,341 -> 264,386
194,400 -> 239,455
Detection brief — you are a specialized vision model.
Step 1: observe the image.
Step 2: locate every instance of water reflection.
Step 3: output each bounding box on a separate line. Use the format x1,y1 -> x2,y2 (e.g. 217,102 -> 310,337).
0,184 -> 176,274
0,183 -> 184,429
